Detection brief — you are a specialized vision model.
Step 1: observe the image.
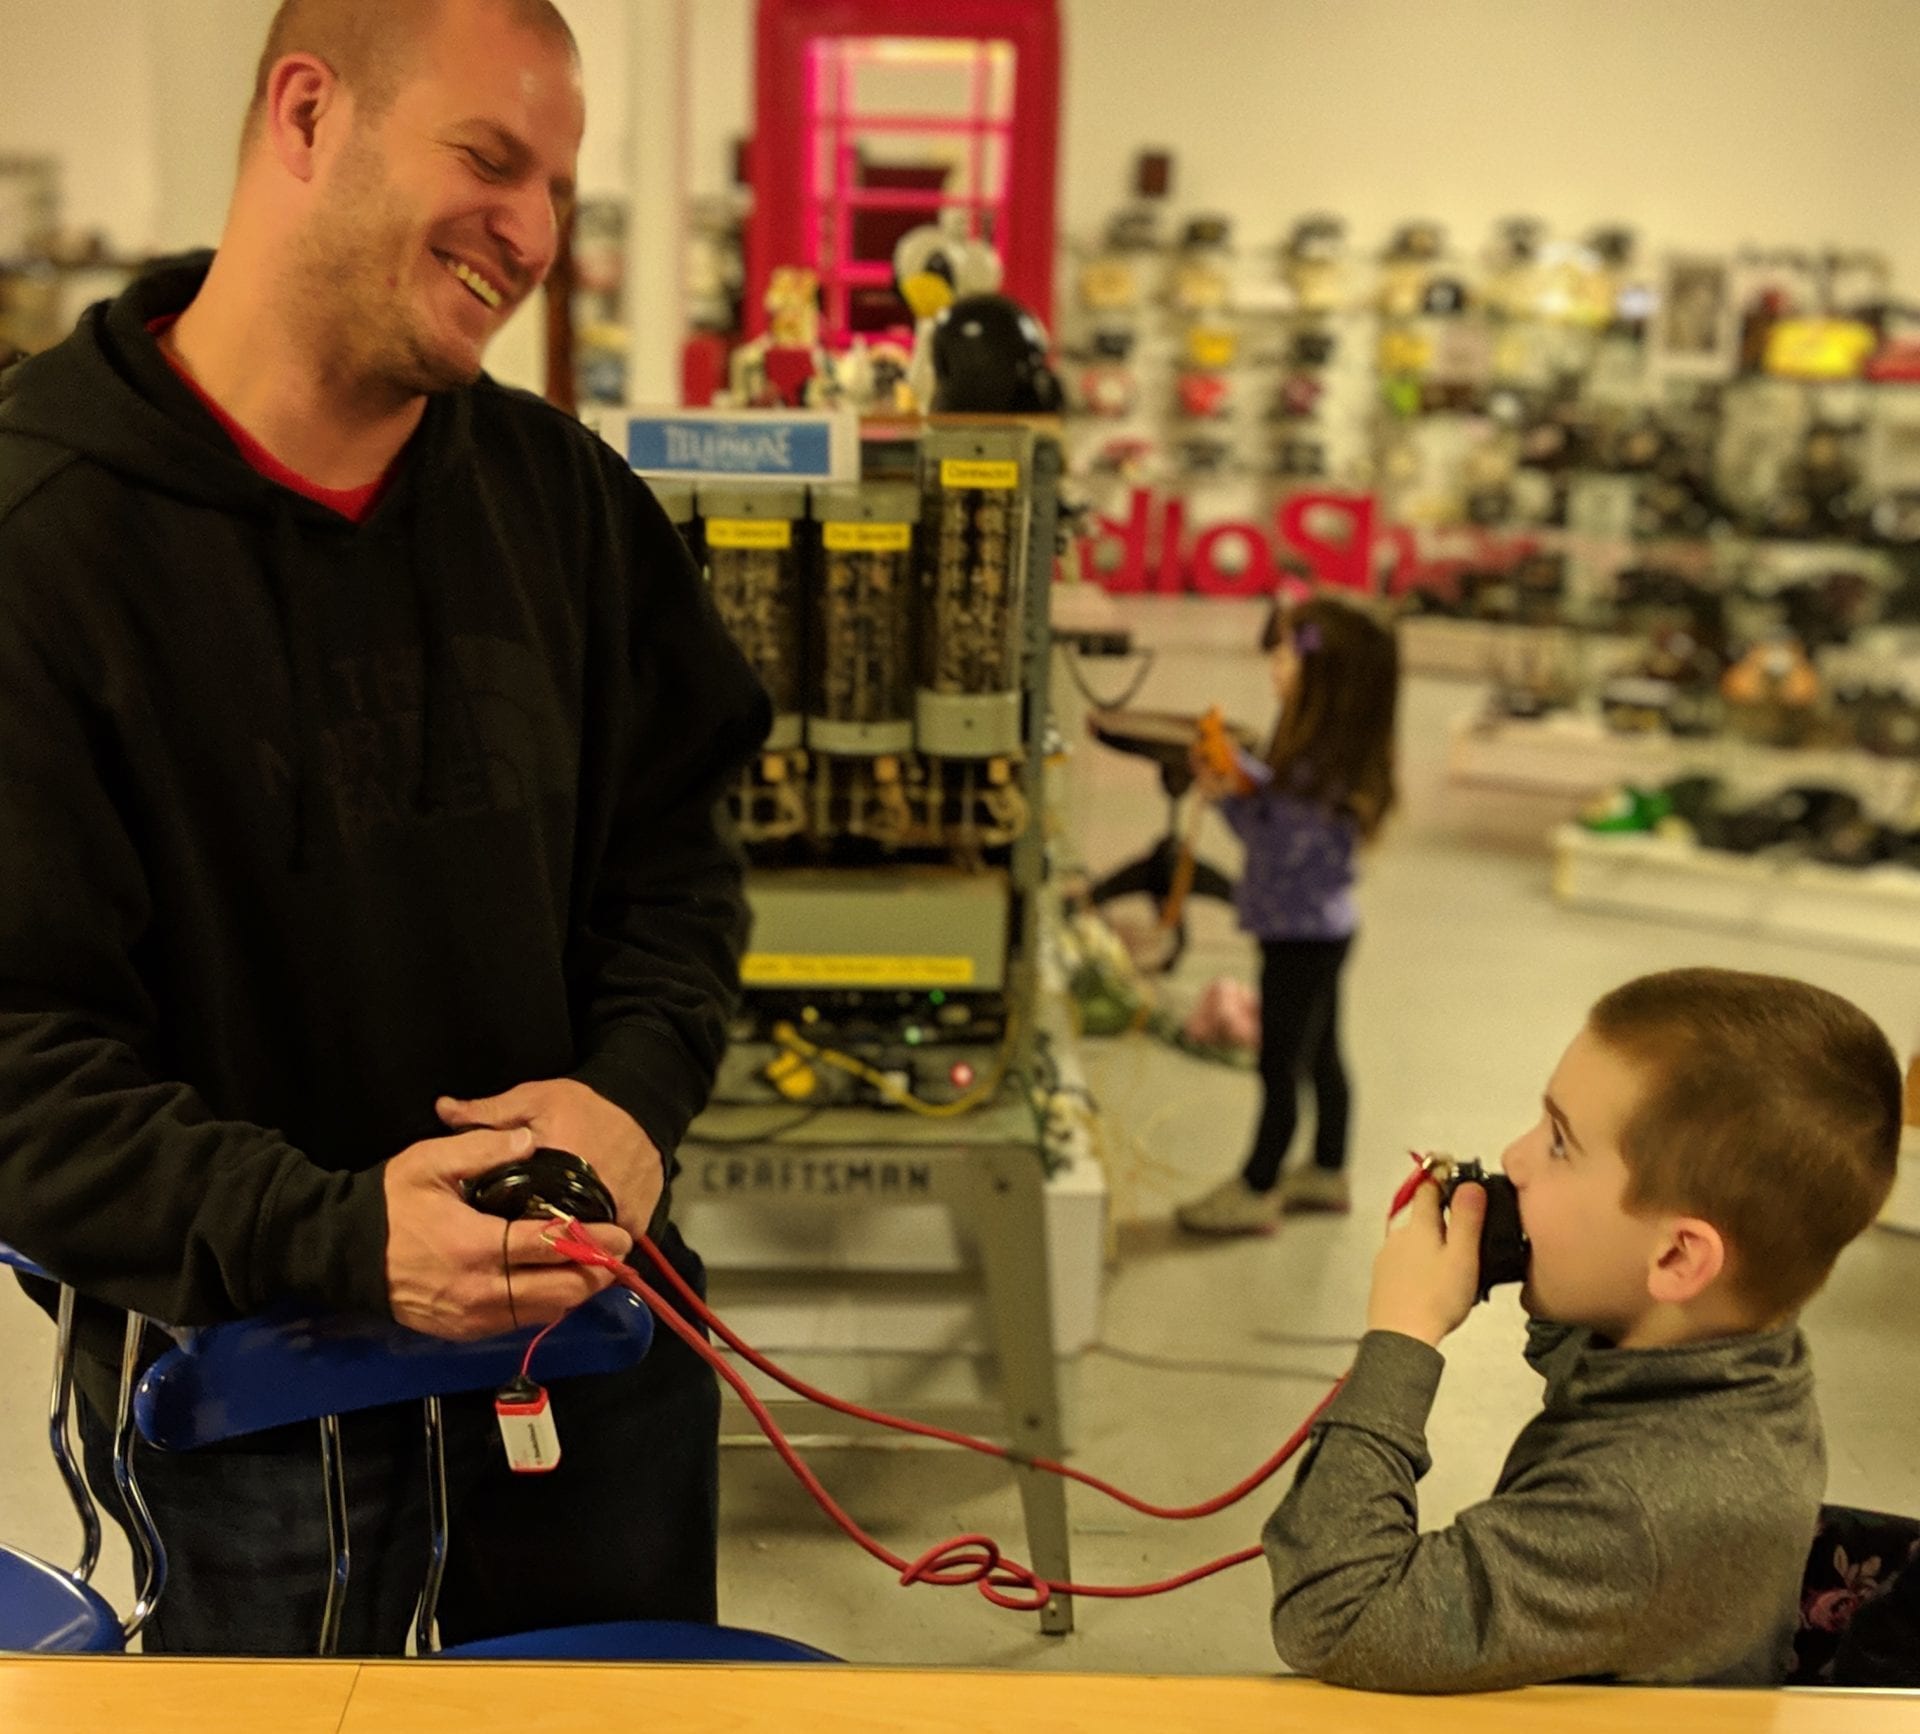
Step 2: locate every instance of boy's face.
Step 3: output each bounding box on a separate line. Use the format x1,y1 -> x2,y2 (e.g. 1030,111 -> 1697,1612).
1500,1024 -> 1671,1342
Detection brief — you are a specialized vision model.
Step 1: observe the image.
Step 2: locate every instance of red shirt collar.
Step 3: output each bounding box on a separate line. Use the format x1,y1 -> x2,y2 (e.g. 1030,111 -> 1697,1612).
146,314 -> 396,524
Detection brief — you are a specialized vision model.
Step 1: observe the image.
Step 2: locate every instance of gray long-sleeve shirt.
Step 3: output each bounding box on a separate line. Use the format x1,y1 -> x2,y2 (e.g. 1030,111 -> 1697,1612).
1262,1321 -> 1824,1693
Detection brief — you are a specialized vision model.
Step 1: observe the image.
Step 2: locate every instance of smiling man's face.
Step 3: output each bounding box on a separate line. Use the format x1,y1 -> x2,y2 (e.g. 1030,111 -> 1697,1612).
295,0 -> 584,398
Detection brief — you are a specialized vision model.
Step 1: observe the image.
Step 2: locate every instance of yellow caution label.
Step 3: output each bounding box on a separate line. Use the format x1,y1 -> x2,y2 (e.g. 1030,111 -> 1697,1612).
822,520 -> 914,553
706,518 -> 793,550
940,459 -> 1020,491
742,953 -> 978,987
1763,318 -> 1876,380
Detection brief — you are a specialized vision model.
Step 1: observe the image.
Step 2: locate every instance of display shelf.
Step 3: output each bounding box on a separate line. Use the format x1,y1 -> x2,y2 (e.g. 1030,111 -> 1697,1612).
1400,616 -> 1637,681
1552,823 -> 1920,958
1449,713 -> 1695,796
1449,712 -> 1920,807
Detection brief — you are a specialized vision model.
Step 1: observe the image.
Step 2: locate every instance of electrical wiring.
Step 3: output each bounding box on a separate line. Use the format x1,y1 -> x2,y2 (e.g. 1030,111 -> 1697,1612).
545,1214 -> 1318,1609
1062,644 -> 1157,712
769,1014 -> 1019,1120
519,1317 -> 560,1383
687,1105 -> 828,1145
532,1150 -> 1446,1612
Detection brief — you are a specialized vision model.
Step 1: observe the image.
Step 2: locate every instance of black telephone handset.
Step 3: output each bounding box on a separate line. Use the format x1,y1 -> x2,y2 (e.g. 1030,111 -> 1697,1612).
462,1148 -> 618,1225
1437,1159 -> 1530,1302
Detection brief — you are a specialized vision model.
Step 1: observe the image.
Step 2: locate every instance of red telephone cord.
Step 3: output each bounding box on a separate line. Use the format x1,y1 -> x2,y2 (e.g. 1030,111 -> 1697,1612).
538,1152 -> 1440,1611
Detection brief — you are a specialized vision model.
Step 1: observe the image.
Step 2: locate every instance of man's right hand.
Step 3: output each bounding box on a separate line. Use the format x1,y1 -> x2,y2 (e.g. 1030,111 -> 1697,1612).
383,1126 -> 634,1341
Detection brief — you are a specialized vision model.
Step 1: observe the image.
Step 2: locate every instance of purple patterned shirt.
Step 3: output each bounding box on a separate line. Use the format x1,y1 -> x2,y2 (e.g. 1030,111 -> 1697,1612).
1217,750 -> 1358,941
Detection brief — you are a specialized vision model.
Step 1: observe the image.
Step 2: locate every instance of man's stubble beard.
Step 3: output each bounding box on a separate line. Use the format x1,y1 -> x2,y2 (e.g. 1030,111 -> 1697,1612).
292,130 -> 483,402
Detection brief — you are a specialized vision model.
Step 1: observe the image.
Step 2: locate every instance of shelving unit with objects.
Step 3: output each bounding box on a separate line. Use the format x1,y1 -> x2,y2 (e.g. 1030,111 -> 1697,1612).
1553,823 -> 1920,959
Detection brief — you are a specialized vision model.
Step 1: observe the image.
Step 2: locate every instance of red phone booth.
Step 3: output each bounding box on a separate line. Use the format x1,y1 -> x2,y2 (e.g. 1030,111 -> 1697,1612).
747,0 -> 1061,349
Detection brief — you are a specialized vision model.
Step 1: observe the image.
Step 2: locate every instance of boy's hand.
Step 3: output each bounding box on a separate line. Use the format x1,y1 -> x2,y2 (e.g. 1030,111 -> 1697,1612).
1365,1180 -> 1486,1347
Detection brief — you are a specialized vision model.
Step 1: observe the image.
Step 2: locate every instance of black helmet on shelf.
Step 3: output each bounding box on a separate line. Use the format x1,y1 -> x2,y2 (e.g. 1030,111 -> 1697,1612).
929,294 -> 1064,414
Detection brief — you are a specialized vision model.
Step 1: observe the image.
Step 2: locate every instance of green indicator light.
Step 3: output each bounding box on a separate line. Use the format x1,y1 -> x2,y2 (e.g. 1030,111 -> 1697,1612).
928,990 -> 947,1006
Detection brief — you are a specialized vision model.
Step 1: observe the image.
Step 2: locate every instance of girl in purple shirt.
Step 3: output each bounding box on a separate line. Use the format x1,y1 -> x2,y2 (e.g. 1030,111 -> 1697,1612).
1177,596 -> 1399,1233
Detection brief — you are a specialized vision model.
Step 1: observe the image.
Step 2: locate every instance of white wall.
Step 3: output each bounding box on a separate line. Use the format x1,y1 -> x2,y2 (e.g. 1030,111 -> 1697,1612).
146,0 -> 277,253
1053,0 -> 1918,285
0,0 -> 636,256
0,0 -> 637,390
688,0 -> 753,199
0,0 -> 160,255
6,2 -> 1913,315
681,0 -> 1917,289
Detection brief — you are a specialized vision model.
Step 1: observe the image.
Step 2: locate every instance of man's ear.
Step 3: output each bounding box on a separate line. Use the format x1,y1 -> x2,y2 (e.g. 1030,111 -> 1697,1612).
261,53 -> 343,181
1647,1215 -> 1726,1306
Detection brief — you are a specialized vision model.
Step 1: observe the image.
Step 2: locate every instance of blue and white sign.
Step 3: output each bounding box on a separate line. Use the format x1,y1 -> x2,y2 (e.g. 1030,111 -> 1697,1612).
594,407 -> 858,484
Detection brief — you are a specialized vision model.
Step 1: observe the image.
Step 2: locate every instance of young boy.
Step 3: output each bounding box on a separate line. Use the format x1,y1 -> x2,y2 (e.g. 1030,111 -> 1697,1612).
1263,967 -> 1901,1694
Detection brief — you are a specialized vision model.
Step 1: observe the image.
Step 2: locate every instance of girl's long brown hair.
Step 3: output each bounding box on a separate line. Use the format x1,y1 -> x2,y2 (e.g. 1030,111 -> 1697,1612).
1261,594 -> 1399,839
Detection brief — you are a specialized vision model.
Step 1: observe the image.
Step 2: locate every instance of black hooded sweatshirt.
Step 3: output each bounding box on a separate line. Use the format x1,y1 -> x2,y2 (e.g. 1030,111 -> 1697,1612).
0,255 -> 770,1355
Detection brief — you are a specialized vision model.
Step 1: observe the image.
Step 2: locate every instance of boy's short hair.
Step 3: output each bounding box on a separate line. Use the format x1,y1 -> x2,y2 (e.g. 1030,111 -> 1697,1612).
1589,968 -> 1900,1318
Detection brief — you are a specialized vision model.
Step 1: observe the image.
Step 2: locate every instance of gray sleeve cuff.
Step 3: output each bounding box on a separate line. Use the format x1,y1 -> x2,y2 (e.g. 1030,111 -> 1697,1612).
1317,1330 -> 1445,1471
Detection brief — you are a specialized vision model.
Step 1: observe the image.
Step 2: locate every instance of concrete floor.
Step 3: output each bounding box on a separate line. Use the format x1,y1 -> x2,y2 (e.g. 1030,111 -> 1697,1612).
2,593 -> 1915,1672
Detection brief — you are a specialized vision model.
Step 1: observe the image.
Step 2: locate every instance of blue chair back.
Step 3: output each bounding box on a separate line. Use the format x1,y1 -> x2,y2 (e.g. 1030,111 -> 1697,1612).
0,1241 -> 122,1652
0,1240 -> 55,1283
7,1240 -> 833,1664
0,1552 -> 122,1653
135,1289 -> 655,1448
130,1286 -> 656,1657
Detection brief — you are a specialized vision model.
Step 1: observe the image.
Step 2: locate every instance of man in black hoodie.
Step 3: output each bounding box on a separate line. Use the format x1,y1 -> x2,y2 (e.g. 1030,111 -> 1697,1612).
0,0 -> 769,1652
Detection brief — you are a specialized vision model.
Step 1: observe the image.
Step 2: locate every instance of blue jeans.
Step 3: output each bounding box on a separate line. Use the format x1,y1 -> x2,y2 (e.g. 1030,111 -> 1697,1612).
77,1225 -> 720,1656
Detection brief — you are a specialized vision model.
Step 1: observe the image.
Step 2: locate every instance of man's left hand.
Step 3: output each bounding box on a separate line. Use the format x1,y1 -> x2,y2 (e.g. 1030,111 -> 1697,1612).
437,1079 -> 664,1243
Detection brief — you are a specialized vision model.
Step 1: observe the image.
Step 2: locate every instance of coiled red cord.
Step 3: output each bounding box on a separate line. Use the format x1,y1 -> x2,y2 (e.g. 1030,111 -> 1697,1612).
539,1151 -> 1439,1610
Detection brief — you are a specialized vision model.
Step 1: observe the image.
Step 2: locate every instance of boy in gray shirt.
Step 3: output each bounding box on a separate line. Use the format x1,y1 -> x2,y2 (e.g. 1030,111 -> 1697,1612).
1263,968 -> 1902,1692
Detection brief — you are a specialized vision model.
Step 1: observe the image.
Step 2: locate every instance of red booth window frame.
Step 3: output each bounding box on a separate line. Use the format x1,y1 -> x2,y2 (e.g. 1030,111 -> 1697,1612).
748,0 -> 1060,347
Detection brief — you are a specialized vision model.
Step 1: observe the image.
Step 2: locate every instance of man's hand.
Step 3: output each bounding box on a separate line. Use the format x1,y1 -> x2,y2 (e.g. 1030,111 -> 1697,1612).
1364,1180 -> 1486,1348
435,1078 -> 665,1244
383,1127 -> 632,1341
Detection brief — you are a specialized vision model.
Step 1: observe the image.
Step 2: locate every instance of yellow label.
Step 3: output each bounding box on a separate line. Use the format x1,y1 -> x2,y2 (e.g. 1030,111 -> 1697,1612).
822,521 -> 913,553
940,459 -> 1019,491
742,953 -> 978,988
706,518 -> 793,550
1763,318 -> 1876,380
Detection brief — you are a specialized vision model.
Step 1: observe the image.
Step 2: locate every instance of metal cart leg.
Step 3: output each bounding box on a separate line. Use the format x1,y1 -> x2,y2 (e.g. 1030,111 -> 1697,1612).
971,1145 -> 1074,1636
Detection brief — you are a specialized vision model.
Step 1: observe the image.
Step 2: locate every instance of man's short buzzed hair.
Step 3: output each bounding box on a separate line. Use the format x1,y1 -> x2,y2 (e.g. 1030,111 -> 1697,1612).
241,0 -> 578,150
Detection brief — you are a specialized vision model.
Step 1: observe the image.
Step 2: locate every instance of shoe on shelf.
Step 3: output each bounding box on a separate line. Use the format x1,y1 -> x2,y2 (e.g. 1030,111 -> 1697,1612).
1276,1165 -> 1352,1215
1175,1174 -> 1281,1236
